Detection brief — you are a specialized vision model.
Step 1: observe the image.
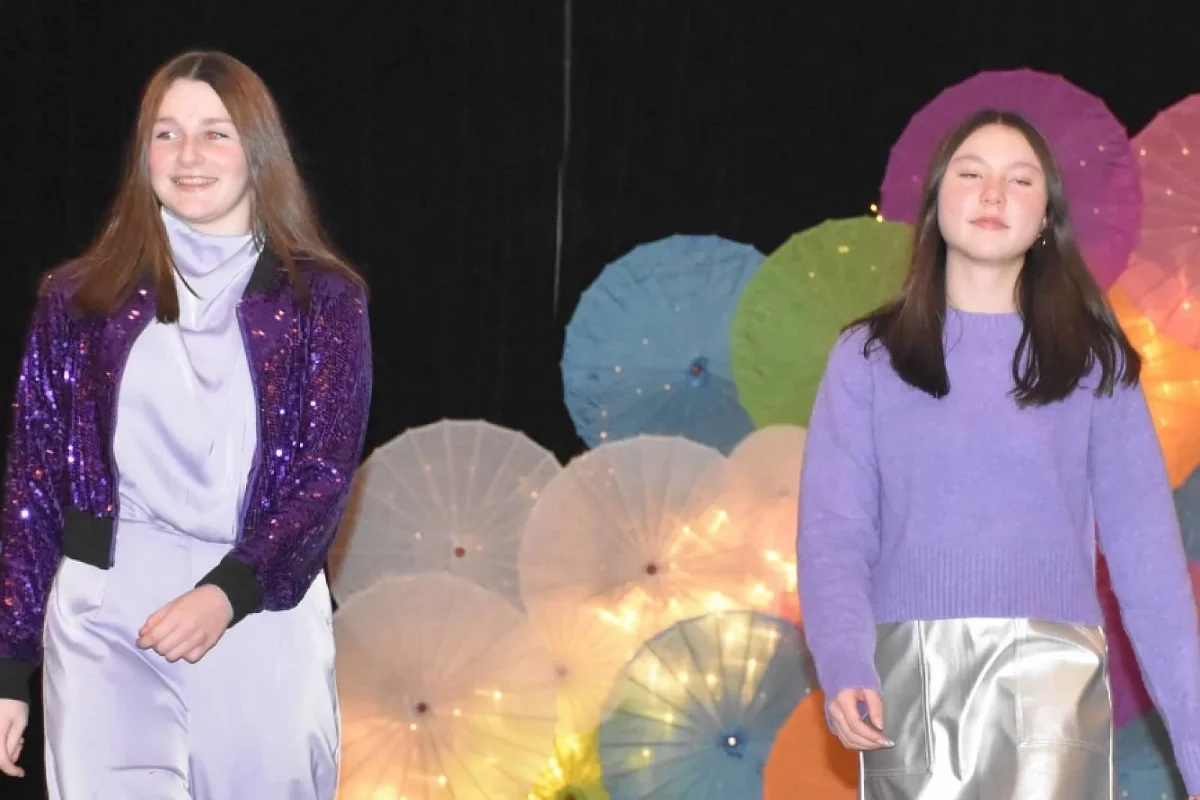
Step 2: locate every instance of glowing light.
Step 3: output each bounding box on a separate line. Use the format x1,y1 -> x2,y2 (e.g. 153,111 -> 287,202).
707,593 -> 733,612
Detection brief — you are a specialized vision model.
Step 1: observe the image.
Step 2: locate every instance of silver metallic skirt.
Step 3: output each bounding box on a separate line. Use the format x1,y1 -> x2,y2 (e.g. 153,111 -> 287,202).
861,618 -> 1113,799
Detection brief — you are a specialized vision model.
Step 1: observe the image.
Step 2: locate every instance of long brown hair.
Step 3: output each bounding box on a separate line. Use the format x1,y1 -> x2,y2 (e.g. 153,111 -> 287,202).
64,50 -> 362,320
855,109 -> 1139,405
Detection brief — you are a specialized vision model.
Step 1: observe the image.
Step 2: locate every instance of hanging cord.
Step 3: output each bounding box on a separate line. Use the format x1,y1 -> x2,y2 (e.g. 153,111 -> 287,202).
552,0 -> 574,318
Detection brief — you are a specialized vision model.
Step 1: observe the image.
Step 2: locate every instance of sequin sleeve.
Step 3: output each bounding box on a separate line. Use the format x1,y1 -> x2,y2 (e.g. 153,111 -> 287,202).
198,275 -> 371,622
0,279 -> 70,702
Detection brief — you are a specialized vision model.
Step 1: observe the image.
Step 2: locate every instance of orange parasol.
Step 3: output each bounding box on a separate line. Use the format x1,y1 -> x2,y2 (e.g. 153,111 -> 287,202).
763,691 -> 858,799
1109,286 -> 1200,487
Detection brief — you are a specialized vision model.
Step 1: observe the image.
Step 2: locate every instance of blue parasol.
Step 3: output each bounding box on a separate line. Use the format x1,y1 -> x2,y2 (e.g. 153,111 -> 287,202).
562,235 -> 763,454
596,610 -> 814,799
1115,710 -> 1188,798
1176,465 -> 1200,561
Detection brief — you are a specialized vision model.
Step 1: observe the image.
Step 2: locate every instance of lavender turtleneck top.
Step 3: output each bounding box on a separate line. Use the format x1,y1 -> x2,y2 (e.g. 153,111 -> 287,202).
797,309 -> 1200,791
112,209 -> 262,542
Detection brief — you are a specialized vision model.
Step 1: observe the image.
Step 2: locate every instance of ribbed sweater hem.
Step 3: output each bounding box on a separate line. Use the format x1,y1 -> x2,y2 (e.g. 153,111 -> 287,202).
871,546 -> 1103,625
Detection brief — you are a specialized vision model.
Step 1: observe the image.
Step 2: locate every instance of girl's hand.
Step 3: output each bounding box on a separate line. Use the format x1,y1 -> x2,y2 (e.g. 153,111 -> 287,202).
137,585 -> 233,663
828,687 -> 894,750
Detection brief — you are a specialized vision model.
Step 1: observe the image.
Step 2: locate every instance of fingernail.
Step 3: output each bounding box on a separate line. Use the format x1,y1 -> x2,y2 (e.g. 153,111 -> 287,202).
883,739 -> 895,748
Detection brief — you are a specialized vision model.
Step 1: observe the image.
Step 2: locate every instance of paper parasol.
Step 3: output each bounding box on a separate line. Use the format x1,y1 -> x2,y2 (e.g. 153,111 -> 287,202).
561,234 -> 762,454
1176,465 -> 1200,562
519,435 -> 790,648
720,425 -> 808,623
1118,95 -> 1200,346
596,611 -> 814,798
525,600 -> 644,736
528,731 -> 611,800
731,217 -> 911,426
328,419 -> 561,607
879,68 -> 1141,289
1108,287 -> 1200,488
763,691 -> 858,799
335,573 -> 559,799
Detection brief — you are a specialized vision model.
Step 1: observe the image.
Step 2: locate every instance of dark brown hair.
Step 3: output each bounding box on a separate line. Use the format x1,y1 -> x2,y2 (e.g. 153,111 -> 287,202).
63,50 -> 362,320
854,109 -> 1139,405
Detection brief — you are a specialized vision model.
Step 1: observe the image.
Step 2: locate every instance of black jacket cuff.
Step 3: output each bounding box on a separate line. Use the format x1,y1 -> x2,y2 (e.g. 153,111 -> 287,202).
197,555 -> 263,626
0,658 -> 35,704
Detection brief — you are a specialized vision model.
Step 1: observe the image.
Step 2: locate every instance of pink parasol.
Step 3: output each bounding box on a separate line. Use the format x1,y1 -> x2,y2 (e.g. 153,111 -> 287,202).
1117,95 -> 1200,347
880,68 -> 1142,289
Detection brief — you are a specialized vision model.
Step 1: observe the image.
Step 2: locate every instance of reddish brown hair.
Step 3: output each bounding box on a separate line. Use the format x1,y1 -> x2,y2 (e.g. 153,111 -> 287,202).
64,50 -> 361,320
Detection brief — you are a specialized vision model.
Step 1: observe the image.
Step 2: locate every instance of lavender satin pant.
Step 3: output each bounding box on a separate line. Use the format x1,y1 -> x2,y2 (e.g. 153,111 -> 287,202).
41,520 -> 340,799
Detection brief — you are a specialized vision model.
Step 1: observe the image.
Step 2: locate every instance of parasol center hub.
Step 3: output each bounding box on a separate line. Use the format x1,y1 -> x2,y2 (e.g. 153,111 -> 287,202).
717,725 -> 749,759
453,546 -> 466,558
556,664 -> 570,678
415,701 -> 429,714
645,562 -> 659,576
686,355 -> 710,387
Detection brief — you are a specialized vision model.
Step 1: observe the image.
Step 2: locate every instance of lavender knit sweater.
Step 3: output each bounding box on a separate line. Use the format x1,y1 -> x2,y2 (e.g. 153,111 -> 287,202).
797,308 -> 1200,790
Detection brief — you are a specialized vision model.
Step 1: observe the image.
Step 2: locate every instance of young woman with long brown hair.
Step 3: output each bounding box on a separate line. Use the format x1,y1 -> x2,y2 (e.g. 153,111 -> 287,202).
0,50 -> 372,798
799,111 -> 1200,798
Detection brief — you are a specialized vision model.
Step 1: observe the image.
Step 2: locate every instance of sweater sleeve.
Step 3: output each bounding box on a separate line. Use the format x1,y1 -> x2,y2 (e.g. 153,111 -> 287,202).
797,329 -> 882,700
1091,379 -> 1200,793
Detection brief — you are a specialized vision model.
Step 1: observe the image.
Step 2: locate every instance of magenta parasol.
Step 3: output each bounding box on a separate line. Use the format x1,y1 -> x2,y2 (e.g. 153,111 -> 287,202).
880,68 -> 1142,289
1117,95 -> 1200,346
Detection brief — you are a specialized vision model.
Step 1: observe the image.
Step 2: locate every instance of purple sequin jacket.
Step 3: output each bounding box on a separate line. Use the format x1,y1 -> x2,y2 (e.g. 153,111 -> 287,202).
0,252 -> 372,701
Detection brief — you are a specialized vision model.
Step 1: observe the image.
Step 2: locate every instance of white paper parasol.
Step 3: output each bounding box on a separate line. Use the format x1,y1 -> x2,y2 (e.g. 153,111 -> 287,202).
334,573 -> 559,799
720,425 -> 806,621
519,435 -> 791,729
329,419 -> 561,608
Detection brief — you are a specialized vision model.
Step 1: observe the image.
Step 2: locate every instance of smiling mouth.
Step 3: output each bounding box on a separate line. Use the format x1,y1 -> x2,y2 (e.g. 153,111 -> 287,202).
173,177 -> 216,189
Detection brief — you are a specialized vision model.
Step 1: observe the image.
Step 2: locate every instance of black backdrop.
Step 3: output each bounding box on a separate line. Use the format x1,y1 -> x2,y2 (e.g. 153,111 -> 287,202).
2,1 -> 1198,795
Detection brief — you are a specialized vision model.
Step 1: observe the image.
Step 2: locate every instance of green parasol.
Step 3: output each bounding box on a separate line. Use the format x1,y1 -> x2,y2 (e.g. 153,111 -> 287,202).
730,217 -> 912,426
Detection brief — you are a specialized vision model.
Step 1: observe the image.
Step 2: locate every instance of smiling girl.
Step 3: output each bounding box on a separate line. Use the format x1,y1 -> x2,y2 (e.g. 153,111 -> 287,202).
798,110 -> 1200,798
0,51 -> 371,798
